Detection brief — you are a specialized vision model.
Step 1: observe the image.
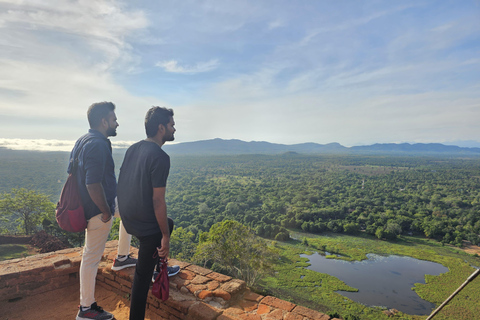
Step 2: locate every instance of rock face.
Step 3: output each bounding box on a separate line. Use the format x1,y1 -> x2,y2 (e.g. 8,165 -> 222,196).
1,240 -> 341,320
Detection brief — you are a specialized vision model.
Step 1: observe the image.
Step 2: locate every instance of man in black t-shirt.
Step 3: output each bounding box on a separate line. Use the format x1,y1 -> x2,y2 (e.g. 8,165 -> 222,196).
117,106 -> 176,320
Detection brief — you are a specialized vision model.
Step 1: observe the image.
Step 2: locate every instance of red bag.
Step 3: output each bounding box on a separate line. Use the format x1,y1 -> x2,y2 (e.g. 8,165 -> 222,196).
152,258 -> 169,301
56,173 -> 87,232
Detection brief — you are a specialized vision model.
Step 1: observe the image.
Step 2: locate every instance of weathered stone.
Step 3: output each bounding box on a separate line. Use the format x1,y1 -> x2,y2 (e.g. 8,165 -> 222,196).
179,270 -> 196,280
261,296 -> 296,312
190,274 -> 210,285
186,283 -> 207,294
238,300 -> 258,312
221,279 -> 246,296
207,280 -> 220,290
186,264 -> 212,276
284,312 -> 303,320
213,289 -> 231,301
207,271 -> 232,282
265,309 -> 284,320
244,290 -> 264,302
198,290 -> 214,299
292,305 -> 330,320
256,304 -> 270,315
185,302 -> 221,320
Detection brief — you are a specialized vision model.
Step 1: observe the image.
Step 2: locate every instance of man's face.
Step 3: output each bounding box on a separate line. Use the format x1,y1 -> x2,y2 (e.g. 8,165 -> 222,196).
162,117 -> 176,142
105,111 -> 119,137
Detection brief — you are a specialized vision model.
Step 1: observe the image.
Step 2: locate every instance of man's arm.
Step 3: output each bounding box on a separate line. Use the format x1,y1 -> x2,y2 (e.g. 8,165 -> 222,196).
153,187 -> 170,258
86,183 -> 112,222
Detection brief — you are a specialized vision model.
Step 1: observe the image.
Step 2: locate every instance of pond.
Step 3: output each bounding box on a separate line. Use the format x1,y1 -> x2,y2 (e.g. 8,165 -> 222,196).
300,253 -> 448,315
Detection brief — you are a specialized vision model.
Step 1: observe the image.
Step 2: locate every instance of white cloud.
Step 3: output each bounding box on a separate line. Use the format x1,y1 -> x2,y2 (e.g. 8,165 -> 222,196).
155,59 -> 219,74
0,138 -> 138,151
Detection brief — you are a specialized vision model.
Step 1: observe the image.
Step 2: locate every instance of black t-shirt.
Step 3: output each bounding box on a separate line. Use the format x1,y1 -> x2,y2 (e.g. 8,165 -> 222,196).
117,140 -> 170,237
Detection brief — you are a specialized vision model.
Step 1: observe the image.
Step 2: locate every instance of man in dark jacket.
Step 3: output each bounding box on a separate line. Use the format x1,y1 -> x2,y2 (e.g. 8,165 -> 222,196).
70,102 -> 121,320
117,106 -> 176,320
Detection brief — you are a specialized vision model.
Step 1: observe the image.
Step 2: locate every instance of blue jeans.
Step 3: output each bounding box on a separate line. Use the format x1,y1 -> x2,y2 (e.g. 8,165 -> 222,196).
129,217 -> 174,320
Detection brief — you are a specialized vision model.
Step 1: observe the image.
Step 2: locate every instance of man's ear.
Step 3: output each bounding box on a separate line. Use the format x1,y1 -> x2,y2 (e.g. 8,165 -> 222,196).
101,118 -> 108,128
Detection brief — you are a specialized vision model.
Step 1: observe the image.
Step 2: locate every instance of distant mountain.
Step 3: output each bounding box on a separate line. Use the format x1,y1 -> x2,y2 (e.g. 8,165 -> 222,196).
162,139 -> 480,156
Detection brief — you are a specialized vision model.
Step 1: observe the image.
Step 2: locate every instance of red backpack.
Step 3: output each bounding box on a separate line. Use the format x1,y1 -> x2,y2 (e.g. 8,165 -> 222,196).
55,138 -> 92,232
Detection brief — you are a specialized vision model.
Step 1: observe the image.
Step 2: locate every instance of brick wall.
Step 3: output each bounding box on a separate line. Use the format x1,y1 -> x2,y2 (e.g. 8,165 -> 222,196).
0,241 -> 339,320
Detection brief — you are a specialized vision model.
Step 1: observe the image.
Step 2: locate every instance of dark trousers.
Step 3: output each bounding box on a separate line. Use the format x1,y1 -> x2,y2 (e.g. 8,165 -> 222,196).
129,217 -> 174,320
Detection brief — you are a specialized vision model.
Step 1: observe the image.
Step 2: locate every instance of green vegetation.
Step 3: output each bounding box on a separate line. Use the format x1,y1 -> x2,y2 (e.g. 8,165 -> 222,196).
2,150 -> 480,318
0,188 -> 56,235
193,220 -> 278,286
258,232 -> 480,320
0,244 -> 30,260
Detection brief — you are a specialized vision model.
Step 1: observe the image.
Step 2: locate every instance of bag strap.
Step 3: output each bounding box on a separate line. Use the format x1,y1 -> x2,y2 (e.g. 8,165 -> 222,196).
70,137 -> 96,176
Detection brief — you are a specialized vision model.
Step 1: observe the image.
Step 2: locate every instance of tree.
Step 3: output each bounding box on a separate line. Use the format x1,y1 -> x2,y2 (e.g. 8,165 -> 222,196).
194,220 -> 278,286
0,188 -> 55,235
170,227 -> 197,261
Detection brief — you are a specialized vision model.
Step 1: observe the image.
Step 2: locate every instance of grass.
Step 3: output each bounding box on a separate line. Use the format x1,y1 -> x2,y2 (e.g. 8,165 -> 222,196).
257,232 -> 480,320
0,244 -> 31,261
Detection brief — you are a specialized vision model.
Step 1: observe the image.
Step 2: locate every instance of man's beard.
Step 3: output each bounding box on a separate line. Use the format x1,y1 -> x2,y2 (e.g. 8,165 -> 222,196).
106,127 -> 117,137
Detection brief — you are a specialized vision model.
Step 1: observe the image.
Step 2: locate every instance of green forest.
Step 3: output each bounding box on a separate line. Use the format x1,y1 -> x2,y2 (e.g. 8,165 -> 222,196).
2,150 -> 480,247
2,149 -> 480,319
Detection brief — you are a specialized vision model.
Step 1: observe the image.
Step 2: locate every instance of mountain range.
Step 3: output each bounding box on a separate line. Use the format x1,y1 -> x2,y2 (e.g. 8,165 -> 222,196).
162,138 -> 480,156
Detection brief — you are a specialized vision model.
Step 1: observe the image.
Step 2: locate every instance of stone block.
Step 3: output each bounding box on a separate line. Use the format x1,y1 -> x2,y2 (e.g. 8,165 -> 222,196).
238,300 -> 257,312
198,290 -> 214,299
207,272 -> 232,283
256,304 -> 270,315
213,289 -> 231,301
221,279 -> 246,296
244,290 -> 264,302
261,296 -> 296,312
265,309 -> 284,320
179,270 -> 196,280
292,305 -> 330,320
185,302 -> 221,320
284,312 -> 304,320
190,274 -> 210,285
186,264 -> 212,276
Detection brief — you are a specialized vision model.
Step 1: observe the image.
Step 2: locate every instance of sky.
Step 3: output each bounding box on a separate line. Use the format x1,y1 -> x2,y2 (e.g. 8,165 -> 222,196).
0,0 -> 479,151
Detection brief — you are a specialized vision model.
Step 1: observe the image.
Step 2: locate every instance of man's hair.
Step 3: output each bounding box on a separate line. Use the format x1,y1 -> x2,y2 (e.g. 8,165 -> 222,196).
87,102 -> 116,129
145,106 -> 174,137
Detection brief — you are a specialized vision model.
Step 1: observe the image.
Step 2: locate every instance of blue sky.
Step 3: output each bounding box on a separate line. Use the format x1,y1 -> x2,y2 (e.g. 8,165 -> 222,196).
0,0 -> 479,151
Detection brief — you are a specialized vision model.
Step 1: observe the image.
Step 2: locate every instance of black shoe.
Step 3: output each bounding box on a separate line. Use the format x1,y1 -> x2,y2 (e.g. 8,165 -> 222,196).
76,302 -> 114,320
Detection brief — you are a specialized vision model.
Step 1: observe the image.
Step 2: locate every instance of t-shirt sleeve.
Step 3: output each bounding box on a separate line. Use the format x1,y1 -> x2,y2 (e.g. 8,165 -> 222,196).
151,154 -> 170,188
84,141 -> 107,185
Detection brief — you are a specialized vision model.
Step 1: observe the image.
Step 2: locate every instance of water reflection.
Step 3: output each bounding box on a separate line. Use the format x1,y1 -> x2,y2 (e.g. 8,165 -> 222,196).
300,253 -> 448,315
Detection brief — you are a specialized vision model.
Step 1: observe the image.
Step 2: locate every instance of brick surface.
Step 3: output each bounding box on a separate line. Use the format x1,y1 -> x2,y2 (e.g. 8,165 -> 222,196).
238,314 -> 262,320
186,283 -> 208,294
284,312 -> 303,320
165,298 -> 196,314
244,290 -> 264,302
213,289 -> 231,301
198,290 -> 214,299
265,309 -> 284,320
186,302 -> 221,320
256,304 -> 270,315
261,296 -> 296,312
186,264 -> 212,276
190,274 -> 210,285
239,300 -> 258,312
179,270 -> 196,280
292,305 -> 330,320
207,280 -> 220,290
206,271 -> 232,282
218,314 -> 240,320
221,279 -> 246,296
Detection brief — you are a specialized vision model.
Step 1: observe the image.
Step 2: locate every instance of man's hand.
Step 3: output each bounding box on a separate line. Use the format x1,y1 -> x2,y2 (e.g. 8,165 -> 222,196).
157,236 -> 170,259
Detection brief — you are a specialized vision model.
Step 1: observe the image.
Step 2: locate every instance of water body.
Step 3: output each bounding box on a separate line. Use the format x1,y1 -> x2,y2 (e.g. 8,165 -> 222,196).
300,253 -> 448,315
